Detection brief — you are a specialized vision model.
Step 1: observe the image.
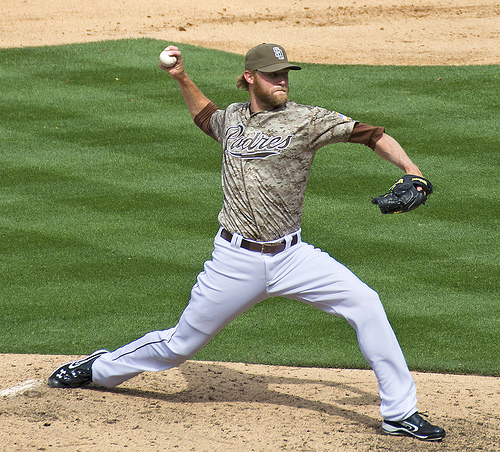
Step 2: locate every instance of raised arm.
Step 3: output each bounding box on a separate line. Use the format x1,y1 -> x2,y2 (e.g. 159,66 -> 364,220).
159,46 -> 212,119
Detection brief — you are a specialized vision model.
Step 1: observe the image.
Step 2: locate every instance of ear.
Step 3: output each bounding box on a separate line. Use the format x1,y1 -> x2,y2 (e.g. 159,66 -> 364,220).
244,70 -> 255,85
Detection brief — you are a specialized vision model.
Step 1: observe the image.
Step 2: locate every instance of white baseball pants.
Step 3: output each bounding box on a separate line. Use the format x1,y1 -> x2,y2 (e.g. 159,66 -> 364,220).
92,228 -> 417,421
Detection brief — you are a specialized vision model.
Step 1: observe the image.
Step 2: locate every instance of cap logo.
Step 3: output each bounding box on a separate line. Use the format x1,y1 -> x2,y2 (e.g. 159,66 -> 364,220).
273,46 -> 285,60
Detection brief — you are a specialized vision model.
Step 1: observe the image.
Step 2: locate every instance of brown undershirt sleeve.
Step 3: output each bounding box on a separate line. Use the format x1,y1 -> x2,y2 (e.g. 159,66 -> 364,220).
348,122 -> 385,150
194,101 -> 219,141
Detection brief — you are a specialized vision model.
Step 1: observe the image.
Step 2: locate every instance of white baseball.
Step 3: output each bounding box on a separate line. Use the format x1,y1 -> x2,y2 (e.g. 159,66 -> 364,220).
159,49 -> 177,67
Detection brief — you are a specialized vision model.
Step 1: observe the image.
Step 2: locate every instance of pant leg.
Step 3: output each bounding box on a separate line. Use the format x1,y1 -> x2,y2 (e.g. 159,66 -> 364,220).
92,234 -> 269,387
267,241 -> 417,421
92,315 -> 212,387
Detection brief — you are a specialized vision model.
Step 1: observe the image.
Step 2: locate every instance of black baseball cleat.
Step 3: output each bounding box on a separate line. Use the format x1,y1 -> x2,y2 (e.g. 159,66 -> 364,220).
382,412 -> 446,441
48,350 -> 108,388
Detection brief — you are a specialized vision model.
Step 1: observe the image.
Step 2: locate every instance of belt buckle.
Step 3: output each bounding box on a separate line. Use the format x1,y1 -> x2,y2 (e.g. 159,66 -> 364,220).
261,243 -> 273,254
261,242 -> 284,255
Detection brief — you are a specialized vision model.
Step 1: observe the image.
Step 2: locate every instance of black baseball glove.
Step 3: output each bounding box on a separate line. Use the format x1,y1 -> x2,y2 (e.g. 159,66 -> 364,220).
371,174 -> 433,214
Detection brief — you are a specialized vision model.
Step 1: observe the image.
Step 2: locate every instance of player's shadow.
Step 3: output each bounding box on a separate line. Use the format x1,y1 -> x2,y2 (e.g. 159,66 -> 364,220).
91,361 -> 380,430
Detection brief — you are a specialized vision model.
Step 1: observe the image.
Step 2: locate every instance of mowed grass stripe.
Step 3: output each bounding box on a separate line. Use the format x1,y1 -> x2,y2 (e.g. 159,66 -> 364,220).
0,39 -> 498,375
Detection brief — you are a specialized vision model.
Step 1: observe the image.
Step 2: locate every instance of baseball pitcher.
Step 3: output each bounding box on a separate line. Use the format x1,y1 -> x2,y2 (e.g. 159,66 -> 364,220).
49,43 -> 444,441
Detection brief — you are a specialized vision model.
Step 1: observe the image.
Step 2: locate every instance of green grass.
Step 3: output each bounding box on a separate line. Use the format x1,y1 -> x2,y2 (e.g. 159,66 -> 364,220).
0,39 -> 498,376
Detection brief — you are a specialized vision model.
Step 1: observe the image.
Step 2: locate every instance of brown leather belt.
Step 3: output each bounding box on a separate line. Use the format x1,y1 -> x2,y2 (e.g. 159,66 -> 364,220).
220,229 -> 298,255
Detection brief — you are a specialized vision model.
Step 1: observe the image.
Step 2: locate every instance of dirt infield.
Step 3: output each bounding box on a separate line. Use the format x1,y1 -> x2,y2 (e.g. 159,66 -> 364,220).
1,0 -> 499,450
1,354 -> 499,451
1,0 -> 499,65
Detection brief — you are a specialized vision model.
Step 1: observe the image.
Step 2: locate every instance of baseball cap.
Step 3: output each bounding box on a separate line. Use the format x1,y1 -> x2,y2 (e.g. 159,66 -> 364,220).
245,43 -> 302,73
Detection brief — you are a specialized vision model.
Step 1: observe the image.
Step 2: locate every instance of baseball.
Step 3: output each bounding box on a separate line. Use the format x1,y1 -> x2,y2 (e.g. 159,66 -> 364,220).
159,49 -> 177,67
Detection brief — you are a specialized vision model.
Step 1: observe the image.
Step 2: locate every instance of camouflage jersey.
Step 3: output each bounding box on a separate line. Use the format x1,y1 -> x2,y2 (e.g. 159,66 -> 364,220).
204,100 -> 356,242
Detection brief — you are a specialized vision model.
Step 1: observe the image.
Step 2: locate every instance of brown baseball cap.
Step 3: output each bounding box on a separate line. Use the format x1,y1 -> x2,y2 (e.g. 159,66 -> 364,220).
245,43 -> 302,73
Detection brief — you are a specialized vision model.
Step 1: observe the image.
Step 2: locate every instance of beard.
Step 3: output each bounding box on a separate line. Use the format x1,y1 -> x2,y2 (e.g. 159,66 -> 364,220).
253,76 -> 289,109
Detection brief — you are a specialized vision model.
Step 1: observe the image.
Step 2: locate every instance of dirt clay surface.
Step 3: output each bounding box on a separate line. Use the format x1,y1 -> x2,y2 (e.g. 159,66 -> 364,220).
1,0 -> 499,451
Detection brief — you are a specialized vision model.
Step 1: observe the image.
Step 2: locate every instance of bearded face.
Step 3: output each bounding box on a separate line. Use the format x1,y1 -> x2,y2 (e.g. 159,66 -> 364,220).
251,71 -> 289,109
